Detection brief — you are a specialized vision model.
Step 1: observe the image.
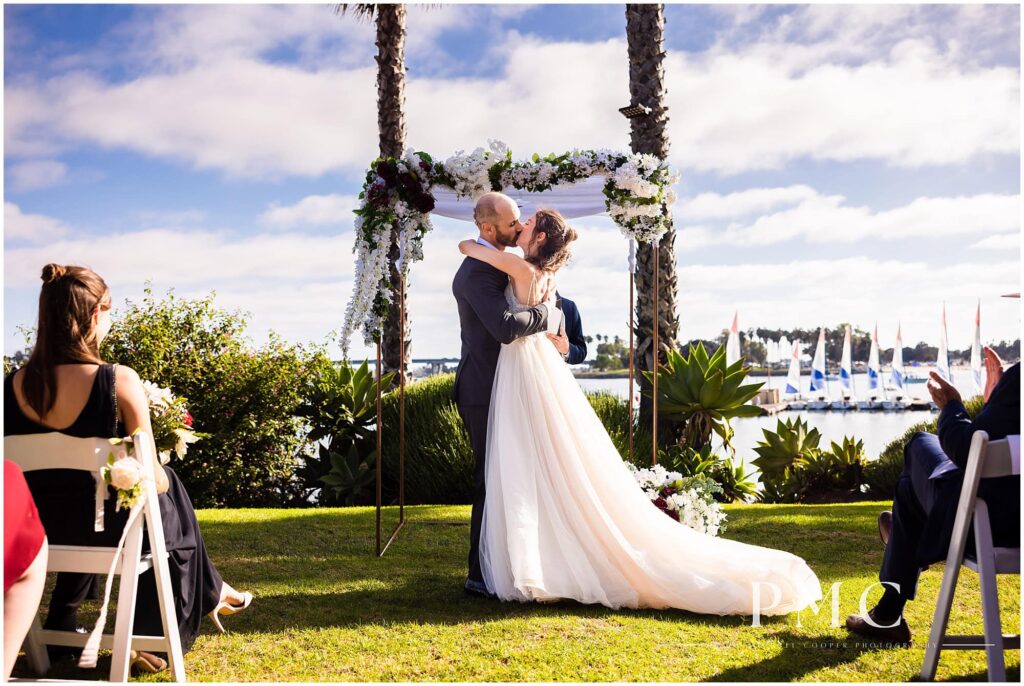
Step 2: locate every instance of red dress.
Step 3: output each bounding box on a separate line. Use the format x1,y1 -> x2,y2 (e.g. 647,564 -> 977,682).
4,460 -> 46,593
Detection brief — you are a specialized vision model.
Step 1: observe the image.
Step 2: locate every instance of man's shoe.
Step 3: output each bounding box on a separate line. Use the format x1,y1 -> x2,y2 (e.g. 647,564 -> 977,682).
878,511 -> 893,547
845,608 -> 911,646
46,626 -> 87,661
464,578 -> 497,599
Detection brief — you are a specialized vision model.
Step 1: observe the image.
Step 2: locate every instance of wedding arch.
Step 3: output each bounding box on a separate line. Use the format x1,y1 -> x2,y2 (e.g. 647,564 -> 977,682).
340,141 -> 679,555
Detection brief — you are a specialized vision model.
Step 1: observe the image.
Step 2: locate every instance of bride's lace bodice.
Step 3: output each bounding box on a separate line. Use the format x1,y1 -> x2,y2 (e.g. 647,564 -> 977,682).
504,272 -> 551,313
504,281 -> 537,313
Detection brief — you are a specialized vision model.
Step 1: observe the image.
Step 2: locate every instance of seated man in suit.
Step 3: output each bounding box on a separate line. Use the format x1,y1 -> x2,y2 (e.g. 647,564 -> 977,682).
546,294 -> 587,365
846,346 -> 1020,645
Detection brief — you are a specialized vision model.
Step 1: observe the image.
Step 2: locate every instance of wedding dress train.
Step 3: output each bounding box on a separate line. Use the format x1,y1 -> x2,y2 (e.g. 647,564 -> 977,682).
479,285 -> 822,616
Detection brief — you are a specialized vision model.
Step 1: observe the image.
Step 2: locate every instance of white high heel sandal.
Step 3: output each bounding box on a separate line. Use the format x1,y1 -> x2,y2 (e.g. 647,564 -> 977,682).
208,591 -> 253,633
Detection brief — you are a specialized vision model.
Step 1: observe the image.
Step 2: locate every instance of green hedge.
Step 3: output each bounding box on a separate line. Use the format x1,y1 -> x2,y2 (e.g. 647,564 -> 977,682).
379,374 -> 473,504
864,396 -> 986,499
101,289 -> 314,508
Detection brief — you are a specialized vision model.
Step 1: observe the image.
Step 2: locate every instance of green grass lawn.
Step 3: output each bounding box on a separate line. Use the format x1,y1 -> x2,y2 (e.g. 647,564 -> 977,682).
19,502 -> 1020,682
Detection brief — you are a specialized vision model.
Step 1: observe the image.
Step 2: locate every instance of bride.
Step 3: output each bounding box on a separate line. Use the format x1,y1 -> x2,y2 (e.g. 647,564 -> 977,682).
457,209 -> 822,616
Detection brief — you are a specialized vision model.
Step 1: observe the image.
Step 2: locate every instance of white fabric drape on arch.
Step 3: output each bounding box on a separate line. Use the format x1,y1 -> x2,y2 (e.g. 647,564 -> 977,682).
430,175 -> 609,222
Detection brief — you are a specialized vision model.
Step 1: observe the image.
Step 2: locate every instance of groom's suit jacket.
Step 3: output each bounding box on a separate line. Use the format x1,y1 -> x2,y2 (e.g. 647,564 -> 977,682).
452,256 -> 549,407
556,294 -> 587,365
916,362 -> 1020,566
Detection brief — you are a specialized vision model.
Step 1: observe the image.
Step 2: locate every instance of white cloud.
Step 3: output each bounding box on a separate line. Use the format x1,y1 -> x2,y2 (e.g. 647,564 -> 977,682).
260,194 -> 359,229
7,159 -> 67,192
679,191 -> 1019,247
5,6 -> 1017,179
3,226 -> 355,288
679,185 -> 818,221
4,202 -> 70,243
969,233 -> 1020,251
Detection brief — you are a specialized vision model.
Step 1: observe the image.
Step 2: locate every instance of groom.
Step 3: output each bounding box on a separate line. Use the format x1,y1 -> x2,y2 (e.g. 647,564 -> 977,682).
452,192 -> 556,597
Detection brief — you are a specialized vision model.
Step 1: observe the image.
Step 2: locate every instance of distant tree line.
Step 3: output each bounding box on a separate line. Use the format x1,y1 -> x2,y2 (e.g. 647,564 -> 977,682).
585,325 -> 1020,370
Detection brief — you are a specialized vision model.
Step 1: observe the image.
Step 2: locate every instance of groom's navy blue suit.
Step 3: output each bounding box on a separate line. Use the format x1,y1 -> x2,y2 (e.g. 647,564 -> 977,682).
556,294 -> 587,365
452,255 -> 549,585
880,362 -> 1020,600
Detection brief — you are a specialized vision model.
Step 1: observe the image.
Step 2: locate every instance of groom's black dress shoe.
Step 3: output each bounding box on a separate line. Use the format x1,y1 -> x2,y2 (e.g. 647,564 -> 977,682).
845,608 -> 911,647
464,578 -> 497,599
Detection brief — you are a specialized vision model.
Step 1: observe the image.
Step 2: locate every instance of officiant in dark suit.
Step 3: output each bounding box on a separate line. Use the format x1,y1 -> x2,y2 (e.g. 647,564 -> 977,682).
846,347 -> 1020,645
546,294 -> 587,365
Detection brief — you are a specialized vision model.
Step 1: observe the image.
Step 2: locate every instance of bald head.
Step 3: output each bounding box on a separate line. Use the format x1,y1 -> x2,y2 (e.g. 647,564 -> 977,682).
473,192 -> 517,227
473,192 -> 522,249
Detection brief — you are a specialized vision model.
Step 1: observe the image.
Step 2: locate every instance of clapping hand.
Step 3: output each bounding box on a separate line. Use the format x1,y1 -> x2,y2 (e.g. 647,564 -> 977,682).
926,372 -> 962,411
983,346 -> 1004,402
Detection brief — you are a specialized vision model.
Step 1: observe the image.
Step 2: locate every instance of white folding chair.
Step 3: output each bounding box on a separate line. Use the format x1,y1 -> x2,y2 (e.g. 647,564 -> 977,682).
5,432 -> 185,682
920,431 -> 1021,682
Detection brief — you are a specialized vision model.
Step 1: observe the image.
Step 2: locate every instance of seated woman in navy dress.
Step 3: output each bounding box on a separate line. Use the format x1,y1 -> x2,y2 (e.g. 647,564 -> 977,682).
5,264 -> 253,673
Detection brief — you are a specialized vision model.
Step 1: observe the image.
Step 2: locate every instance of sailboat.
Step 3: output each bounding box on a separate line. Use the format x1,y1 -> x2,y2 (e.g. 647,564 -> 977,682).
932,303 -> 952,411
784,340 -> 807,410
858,323 -> 886,410
970,299 -> 983,397
883,322 -> 910,411
726,311 -> 741,366
832,325 -> 858,410
807,328 -> 831,411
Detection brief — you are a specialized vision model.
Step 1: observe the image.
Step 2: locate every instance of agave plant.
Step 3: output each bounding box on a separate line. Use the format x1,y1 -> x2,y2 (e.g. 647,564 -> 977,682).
750,416 -> 822,482
707,459 -> 759,504
658,443 -> 758,503
319,444 -> 377,507
298,357 -> 395,504
642,342 -> 764,452
754,422 -> 868,503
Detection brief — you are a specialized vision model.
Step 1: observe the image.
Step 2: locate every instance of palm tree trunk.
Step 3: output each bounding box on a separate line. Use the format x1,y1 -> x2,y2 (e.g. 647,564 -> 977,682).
625,4 -> 681,445
376,3 -> 410,374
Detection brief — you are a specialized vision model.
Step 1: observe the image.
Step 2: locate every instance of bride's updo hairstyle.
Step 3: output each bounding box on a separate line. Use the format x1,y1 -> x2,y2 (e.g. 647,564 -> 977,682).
22,264 -> 111,417
526,208 -> 579,273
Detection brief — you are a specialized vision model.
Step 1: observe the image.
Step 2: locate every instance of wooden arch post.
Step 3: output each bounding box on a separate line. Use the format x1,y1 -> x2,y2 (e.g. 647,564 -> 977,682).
375,274 -> 408,557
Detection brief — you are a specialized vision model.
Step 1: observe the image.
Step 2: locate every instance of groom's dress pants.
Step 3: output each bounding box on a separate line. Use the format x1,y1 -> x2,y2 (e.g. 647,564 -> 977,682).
879,432 -> 950,601
458,403 -> 490,584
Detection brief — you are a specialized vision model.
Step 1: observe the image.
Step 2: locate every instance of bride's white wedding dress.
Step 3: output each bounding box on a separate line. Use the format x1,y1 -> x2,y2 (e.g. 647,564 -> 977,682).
479,282 -> 823,616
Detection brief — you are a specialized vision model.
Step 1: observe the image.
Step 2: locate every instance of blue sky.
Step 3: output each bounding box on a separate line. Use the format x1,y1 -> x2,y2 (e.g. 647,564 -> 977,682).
5,4 -> 1020,360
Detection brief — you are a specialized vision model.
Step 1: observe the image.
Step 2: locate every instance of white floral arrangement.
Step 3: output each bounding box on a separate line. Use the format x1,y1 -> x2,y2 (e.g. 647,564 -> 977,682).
140,380 -> 203,465
629,463 -> 728,536
340,141 -> 679,354
101,435 -> 149,511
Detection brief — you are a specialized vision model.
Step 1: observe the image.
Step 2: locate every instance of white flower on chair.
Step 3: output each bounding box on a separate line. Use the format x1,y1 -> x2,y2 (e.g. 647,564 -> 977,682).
101,439 -> 150,511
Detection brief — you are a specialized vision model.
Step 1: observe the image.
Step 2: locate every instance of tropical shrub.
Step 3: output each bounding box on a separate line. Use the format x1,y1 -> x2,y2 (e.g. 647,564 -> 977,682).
752,417 -> 868,503
643,342 -> 763,451
100,288 -> 313,507
657,444 -> 758,503
864,395 -> 986,498
296,357 -> 394,506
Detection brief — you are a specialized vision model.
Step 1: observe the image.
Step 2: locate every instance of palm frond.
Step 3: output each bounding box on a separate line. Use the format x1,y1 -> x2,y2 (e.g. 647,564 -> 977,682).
335,4 -> 378,21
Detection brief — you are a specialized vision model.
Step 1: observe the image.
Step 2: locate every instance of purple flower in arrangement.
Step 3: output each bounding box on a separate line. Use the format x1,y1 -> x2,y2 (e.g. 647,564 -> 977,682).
398,172 -> 420,195
375,160 -> 397,185
652,497 -> 667,510
419,160 -> 431,172
666,509 -> 680,522
413,193 -> 435,214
